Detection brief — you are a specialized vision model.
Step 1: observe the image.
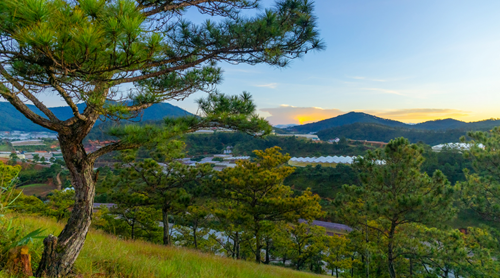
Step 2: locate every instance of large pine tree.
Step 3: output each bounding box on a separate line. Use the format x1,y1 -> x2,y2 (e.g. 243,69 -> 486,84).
0,0 -> 322,276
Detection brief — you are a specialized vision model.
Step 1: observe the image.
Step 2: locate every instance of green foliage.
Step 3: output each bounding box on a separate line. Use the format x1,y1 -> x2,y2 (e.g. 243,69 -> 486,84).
316,122 -> 474,146
334,138 -> 456,278
324,235 -> 356,278
183,132 -> 370,157
44,190 -> 75,222
460,127 -> 500,221
0,162 -> 45,268
105,146 -> 213,245
284,222 -> 327,271
213,147 -> 323,262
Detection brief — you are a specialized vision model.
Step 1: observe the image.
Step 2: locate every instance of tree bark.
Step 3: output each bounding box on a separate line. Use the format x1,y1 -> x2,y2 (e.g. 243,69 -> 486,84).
265,239 -> 270,264
388,222 -> 397,278
162,207 -> 170,245
193,222 -> 198,249
255,225 -> 262,263
131,218 -> 136,240
36,137 -> 96,277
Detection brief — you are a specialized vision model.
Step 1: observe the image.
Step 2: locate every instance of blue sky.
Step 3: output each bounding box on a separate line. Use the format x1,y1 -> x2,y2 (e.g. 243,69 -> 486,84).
38,0 -> 500,125
176,0 -> 500,125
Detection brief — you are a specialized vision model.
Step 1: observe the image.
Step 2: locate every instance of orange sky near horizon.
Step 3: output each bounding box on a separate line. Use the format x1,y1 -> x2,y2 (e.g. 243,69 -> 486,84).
260,106 -> 499,125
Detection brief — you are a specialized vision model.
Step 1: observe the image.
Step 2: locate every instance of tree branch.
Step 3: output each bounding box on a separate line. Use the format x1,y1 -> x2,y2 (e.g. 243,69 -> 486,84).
0,83 -> 65,132
0,64 -> 62,124
47,71 -> 87,121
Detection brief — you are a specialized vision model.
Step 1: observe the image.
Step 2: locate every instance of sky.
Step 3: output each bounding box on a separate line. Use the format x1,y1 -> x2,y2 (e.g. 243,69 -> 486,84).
32,0 -> 500,125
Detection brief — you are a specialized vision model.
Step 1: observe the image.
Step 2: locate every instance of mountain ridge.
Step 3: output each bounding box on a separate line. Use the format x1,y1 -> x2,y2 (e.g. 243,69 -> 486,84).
0,102 -> 192,132
286,112 -> 500,133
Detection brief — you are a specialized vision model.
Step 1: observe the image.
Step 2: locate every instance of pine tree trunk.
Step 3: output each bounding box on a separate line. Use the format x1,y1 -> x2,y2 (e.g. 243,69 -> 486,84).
162,207 -> 170,245
254,219 -> 262,263
265,239 -> 270,264
388,222 -> 397,278
36,137 -> 96,277
193,223 -> 198,249
131,218 -> 136,240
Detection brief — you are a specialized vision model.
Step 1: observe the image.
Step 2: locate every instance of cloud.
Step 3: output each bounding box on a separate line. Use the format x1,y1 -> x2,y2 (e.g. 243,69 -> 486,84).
363,88 -> 405,96
260,105 -> 346,125
260,106 -> 471,125
348,76 -> 387,82
361,108 -> 471,123
254,83 -> 278,89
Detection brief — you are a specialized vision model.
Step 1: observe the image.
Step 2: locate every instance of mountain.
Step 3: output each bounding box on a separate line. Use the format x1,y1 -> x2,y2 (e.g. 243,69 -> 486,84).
414,118 -> 500,131
286,112 -> 500,134
0,102 -> 192,132
274,124 -> 298,129
316,123 -> 470,146
286,112 -> 408,133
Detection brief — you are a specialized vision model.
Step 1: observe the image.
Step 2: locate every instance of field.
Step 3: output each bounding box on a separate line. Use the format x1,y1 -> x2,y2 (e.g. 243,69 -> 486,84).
1,215 -> 325,278
18,183 -> 56,196
0,144 -> 13,151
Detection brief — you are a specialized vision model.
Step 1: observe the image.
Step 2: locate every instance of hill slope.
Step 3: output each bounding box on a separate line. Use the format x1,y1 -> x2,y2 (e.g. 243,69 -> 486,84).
316,123 -> 469,145
0,102 -> 192,132
8,215 -> 323,278
414,118 -> 500,131
286,112 -> 500,134
286,112 -> 409,133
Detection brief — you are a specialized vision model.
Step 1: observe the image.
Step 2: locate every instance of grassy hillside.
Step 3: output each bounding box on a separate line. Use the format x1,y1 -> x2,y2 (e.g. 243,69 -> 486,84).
3,215 -> 324,278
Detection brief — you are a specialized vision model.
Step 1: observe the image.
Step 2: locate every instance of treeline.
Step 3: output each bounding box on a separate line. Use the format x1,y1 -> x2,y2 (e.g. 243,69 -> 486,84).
184,132 -> 370,157
316,122 -> 472,145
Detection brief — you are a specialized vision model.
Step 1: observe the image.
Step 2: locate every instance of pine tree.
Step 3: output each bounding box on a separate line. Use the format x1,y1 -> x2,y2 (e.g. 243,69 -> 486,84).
111,148 -> 213,246
213,147 -> 323,262
459,127 -> 500,221
334,138 -> 456,278
0,0 -> 322,275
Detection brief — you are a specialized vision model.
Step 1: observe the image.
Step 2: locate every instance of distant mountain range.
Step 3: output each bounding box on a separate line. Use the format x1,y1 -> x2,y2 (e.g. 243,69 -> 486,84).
286,112 -> 500,134
0,102 -> 192,132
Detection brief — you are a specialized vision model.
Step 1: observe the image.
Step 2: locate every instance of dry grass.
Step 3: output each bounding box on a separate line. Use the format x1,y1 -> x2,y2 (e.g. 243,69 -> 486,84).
7,215 -> 325,278
18,184 -> 56,196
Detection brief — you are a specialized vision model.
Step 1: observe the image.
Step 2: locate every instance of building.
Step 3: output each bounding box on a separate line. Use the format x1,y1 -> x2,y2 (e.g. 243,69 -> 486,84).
275,134 -> 320,141
431,143 -> 484,152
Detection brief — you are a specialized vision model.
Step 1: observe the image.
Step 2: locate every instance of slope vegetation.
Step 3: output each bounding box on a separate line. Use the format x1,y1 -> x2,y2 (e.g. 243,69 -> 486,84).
316,123 -> 469,145
286,112 -> 407,133
6,215 -> 324,278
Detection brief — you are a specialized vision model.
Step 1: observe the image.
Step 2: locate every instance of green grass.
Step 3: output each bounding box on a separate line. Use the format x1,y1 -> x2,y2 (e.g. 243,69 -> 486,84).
0,144 -> 12,151
5,215 -> 325,278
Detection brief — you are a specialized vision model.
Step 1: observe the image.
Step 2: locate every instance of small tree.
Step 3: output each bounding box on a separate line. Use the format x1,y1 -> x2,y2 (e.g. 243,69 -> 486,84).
325,235 -> 356,278
8,153 -> 18,166
45,190 -> 75,222
0,0 -> 322,274
214,147 -> 323,262
287,222 -> 327,271
335,138 -> 456,278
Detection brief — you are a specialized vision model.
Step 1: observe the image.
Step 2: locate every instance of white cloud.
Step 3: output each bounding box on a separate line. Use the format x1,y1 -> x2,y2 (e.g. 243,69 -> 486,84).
254,83 -> 278,89
363,88 -> 405,96
348,76 -> 387,82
